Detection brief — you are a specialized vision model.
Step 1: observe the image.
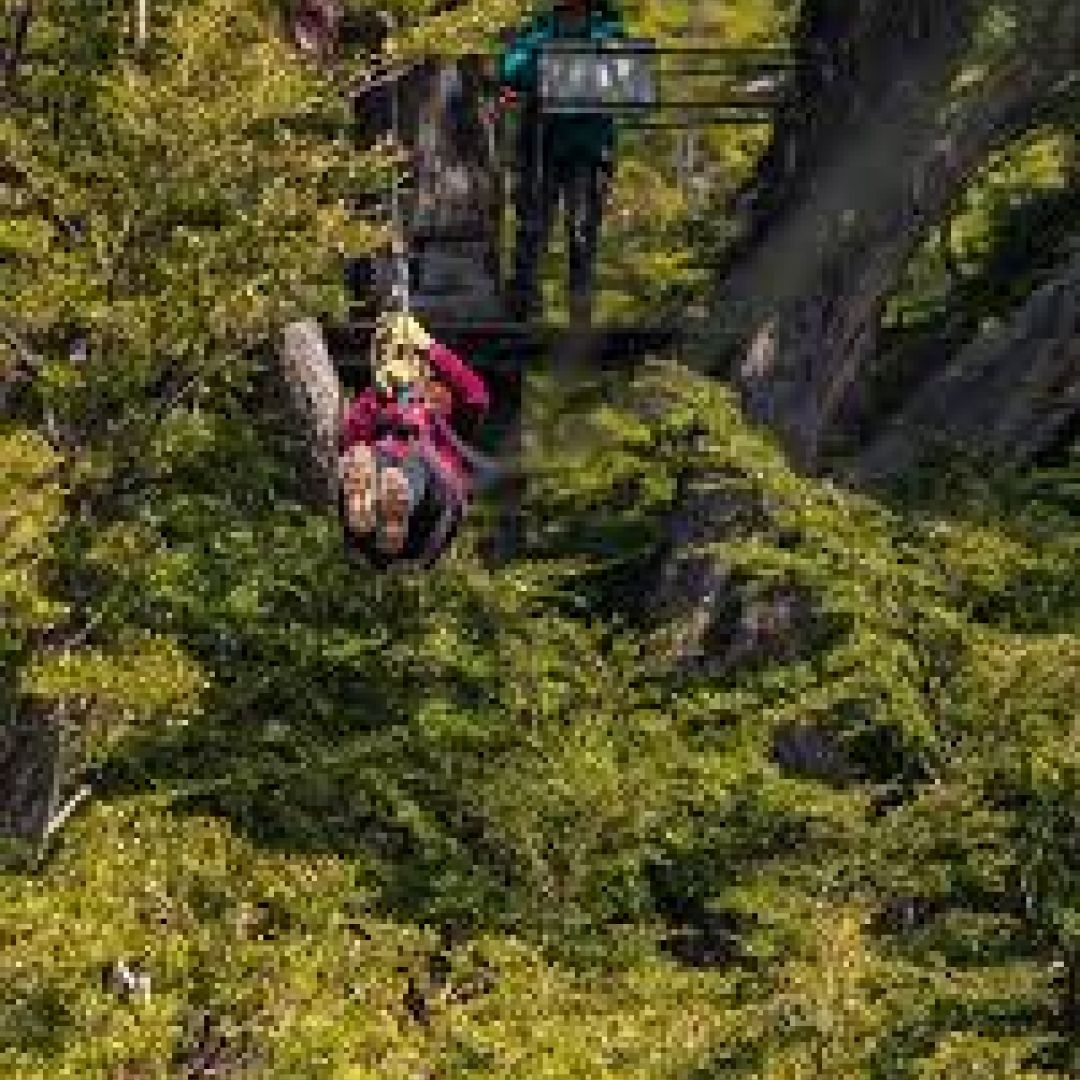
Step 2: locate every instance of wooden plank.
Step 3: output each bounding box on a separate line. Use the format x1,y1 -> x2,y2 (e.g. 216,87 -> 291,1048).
328,321 -> 684,375
620,114 -> 778,128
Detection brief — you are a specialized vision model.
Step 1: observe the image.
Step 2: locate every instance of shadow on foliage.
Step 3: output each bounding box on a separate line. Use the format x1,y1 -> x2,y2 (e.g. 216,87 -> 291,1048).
66,368 -> 529,935
94,604 -> 524,931
645,854 -> 747,970
0,980 -> 74,1059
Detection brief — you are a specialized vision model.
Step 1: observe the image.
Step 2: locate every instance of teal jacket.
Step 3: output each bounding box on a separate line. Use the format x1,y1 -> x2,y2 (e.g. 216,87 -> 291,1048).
498,7 -> 625,165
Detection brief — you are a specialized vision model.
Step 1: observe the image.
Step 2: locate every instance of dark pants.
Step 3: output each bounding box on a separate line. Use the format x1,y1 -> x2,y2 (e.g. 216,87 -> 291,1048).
510,145 -> 611,326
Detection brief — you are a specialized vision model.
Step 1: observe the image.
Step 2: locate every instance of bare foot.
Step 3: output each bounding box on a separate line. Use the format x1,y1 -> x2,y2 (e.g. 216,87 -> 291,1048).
341,445 -> 377,536
376,466 -> 411,556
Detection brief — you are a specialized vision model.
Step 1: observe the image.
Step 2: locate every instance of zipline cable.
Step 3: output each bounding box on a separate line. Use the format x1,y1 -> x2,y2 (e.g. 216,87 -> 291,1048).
383,9 -> 412,317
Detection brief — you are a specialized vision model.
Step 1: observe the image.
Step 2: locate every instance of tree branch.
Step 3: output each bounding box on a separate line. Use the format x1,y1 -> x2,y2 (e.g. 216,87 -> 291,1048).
1,1 -> 32,91
852,247 -> 1080,483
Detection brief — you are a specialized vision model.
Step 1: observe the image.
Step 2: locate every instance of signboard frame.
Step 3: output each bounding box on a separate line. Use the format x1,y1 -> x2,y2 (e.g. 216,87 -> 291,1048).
536,42 -> 802,126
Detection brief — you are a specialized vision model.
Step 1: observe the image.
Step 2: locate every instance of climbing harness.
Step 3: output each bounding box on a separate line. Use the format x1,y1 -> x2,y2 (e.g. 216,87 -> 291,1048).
362,310 -> 488,569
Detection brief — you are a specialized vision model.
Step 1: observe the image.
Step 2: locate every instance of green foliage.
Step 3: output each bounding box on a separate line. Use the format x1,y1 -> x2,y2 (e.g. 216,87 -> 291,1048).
2,0 -> 385,415
885,127 -> 1076,331
10,332 -> 1077,1074
0,426 -> 68,645
1,0 -> 1078,1076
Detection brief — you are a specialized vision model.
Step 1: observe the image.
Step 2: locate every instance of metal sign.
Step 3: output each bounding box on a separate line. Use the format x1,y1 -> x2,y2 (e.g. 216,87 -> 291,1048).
539,39 -> 658,113
537,42 -> 802,126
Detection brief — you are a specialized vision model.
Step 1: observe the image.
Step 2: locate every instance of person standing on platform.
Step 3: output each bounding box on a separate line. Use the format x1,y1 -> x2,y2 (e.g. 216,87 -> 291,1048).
494,0 -> 625,327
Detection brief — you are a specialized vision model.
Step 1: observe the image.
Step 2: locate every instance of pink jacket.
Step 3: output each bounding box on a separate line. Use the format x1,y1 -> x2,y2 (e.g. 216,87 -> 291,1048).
341,341 -> 491,496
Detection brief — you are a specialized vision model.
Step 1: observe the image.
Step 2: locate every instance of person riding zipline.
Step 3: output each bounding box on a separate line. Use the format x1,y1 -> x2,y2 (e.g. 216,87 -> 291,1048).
493,0 -> 625,327
340,310 -> 491,570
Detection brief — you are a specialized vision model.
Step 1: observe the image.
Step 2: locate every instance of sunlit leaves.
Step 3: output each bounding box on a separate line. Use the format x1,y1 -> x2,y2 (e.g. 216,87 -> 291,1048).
0,1 -> 1077,1076
20,633 -> 209,730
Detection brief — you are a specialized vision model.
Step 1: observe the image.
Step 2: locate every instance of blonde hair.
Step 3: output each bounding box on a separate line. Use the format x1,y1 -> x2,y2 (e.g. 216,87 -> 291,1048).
370,311 -> 434,395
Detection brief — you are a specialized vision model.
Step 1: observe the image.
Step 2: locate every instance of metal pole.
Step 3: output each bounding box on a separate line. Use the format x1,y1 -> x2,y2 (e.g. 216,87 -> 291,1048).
386,14 -> 411,314
377,10 -> 410,315
676,0 -> 705,202
391,83 -> 410,313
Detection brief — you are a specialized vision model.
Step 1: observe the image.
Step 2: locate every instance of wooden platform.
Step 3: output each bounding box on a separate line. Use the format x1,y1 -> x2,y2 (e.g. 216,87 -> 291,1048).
327,320 -> 688,376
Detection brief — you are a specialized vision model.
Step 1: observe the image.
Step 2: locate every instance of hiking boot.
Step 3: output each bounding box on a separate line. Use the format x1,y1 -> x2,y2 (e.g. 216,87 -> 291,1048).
341,445 -> 377,536
376,465 -> 411,556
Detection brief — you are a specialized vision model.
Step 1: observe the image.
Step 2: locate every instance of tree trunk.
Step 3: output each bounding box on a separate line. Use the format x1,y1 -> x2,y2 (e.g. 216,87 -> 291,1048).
661,0 -> 1079,663
697,0 -> 1078,470
724,0 -> 974,276
357,58 -> 504,326
277,320 -> 343,512
0,701 -> 63,855
853,247 -> 1080,483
